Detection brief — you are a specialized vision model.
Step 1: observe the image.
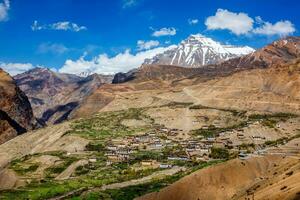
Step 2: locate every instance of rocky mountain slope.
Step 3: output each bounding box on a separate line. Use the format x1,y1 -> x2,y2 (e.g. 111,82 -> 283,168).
14,68 -> 113,124
20,37 -> 298,125
216,36 -> 300,70
143,34 -> 254,67
95,36 -> 300,118
112,65 -> 204,84
0,68 -> 38,144
100,59 -> 300,116
114,36 -> 300,85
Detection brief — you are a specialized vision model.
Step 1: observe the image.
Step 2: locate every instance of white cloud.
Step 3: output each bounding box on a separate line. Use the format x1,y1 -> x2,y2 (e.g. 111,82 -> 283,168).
51,21 -> 87,32
31,20 -> 87,32
31,20 -> 42,30
59,45 -> 176,75
0,0 -> 10,22
205,9 -> 254,35
188,18 -> 199,25
152,27 -> 176,37
122,0 -> 138,8
253,20 -> 295,36
205,9 -> 296,37
0,62 -> 35,76
37,43 -> 69,55
137,40 -> 160,50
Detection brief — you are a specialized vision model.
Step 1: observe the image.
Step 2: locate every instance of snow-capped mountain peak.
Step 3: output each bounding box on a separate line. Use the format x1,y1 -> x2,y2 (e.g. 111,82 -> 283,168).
143,34 -> 255,67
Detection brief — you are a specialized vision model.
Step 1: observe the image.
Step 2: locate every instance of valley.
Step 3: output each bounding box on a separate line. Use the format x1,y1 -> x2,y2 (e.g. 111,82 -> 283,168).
0,35 -> 300,200
0,94 -> 299,199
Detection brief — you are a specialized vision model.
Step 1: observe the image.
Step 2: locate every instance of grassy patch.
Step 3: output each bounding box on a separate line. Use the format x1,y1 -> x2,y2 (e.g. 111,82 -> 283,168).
162,102 -> 194,108
189,104 -> 246,117
69,108 -> 152,140
104,161 -> 223,199
44,155 -> 78,178
9,154 -> 40,175
132,150 -> 164,162
10,163 -> 39,175
0,180 -> 88,200
192,122 -> 248,138
85,142 -> 105,152
248,113 -> 298,128
239,143 -> 255,153
70,160 -> 223,200
74,165 -> 91,176
209,148 -> 229,160
192,112 -> 298,138
264,133 -> 300,147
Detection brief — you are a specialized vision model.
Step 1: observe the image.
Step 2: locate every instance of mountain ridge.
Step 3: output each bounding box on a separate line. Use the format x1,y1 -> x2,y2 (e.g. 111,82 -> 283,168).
14,68 -> 114,125
143,34 -> 254,67
113,36 -> 300,85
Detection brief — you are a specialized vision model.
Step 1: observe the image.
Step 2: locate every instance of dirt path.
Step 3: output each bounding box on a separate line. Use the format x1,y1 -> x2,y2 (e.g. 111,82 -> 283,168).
182,108 -> 193,133
182,87 -> 201,104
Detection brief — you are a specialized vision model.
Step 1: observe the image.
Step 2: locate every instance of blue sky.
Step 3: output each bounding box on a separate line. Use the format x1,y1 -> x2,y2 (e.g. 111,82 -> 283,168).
0,0 -> 299,75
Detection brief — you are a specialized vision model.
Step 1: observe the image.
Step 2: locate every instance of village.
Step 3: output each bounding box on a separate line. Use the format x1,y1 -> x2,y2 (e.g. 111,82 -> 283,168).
101,121 -> 273,169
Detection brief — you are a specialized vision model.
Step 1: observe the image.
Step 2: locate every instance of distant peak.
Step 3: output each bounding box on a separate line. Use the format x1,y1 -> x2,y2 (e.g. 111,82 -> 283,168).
185,34 -> 210,41
189,33 -> 206,39
24,67 -> 52,74
272,36 -> 300,46
143,33 -> 255,67
77,71 -> 94,77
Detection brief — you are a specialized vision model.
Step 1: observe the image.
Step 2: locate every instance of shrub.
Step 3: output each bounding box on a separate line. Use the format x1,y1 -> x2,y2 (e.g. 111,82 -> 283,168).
12,163 -> 39,175
85,142 -> 105,152
210,148 -> 229,160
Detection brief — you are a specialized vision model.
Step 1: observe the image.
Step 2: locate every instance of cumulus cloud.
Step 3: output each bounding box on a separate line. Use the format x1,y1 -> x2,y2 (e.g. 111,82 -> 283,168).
152,27 -> 177,37
37,43 -> 69,55
205,9 -> 296,37
0,62 -> 36,76
31,20 -> 87,32
205,9 -> 254,35
253,19 -> 295,36
188,18 -> 199,25
59,45 -> 176,75
0,0 -> 10,21
137,40 -> 160,50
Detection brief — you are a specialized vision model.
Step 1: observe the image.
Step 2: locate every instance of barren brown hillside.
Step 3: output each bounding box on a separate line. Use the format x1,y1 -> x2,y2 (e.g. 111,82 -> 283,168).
177,60 -> 300,114
72,59 -> 300,118
70,37 -> 300,118
137,155 -> 300,200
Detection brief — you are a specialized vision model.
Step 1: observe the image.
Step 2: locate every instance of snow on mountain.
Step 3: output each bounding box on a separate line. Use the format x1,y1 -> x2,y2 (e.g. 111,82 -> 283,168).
143,34 -> 255,67
77,71 -> 94,77
223,45 -> 255,56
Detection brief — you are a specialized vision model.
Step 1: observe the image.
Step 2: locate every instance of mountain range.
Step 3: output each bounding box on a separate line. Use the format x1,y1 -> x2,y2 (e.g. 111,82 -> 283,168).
0,35 -> 300,199
1,35 -> 299,143
8,34 -> 256,127
14,68 -> 114,125
143,34 -> 254,67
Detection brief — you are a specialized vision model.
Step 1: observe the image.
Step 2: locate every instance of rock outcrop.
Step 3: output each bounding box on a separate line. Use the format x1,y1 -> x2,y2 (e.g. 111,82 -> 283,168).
0,68 -> 38,144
